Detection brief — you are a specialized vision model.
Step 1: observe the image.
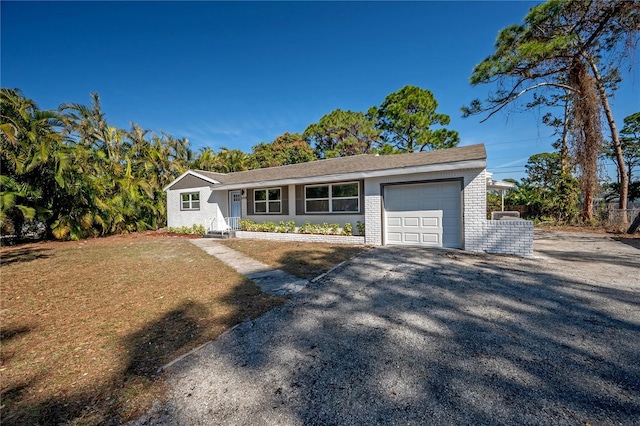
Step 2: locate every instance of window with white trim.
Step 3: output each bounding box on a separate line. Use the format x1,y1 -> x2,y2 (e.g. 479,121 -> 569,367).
254,188 -> 281,214
305,182 -> 359,213
181,192 -> 200,210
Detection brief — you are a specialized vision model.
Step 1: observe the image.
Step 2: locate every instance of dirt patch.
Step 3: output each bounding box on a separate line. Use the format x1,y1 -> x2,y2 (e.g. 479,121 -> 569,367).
535,224 -> 640,238
0,234 -> 286,425
144,230 -> 202,239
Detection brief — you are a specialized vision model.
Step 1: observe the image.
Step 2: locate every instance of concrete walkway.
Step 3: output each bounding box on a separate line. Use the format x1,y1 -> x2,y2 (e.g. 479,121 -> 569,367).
190,239 -> 308,296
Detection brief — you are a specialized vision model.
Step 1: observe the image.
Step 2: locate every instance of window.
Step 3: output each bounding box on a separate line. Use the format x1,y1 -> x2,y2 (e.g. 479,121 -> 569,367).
305,182 -> 359,213
254,188 -> 281,214
181,192 -> 200,210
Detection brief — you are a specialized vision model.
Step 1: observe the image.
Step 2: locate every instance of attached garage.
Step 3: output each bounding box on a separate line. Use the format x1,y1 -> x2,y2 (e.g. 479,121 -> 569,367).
383,180 -> 462,248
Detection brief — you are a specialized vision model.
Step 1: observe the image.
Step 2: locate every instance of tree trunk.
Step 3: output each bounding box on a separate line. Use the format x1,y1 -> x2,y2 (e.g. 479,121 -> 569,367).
582,188 -> 594,222
560,99 -> 571,174
585,56 -> 628,218
570,60 -> 600,224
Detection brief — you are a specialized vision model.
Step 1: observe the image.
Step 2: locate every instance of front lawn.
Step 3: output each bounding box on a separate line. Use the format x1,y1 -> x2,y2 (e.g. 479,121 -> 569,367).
219,239 -> 370,280
0,234 -> 286,425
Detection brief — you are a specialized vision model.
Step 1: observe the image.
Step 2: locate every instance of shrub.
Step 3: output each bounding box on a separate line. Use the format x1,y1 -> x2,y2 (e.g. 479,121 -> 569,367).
319,222 -> 329,235
276,220 -> 296,233
356,221 -> 365,236
239,219 -> 257,231
298,221 -> 313,234
238,219 -> 352,236
262,221 -> 277,232
166,224 -> 205,235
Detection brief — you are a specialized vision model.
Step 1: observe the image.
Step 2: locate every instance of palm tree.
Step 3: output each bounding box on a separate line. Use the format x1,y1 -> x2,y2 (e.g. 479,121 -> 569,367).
1,88 -> 65,238
217,147 -> 250,173
192,147 -> 220,171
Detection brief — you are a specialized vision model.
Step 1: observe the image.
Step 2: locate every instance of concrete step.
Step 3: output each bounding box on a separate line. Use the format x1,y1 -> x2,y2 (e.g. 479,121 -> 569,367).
203,230 -> 236,239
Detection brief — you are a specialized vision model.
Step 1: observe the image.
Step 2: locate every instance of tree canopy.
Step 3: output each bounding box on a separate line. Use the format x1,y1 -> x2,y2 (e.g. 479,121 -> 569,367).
1,89 -> 193,240
464,0 -> 640,220
252,132 -> 317,167
303,109 -> 381,159
372,85 -> 459,153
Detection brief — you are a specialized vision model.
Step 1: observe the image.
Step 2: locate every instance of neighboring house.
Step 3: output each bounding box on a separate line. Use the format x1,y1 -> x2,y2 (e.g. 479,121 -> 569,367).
164,144 -> 533,256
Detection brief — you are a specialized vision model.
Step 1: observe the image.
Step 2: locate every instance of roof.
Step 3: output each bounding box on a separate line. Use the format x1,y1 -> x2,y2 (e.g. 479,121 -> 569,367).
165,144 -> 487,191
486,171 -> 516,190
487,179 -> 516,190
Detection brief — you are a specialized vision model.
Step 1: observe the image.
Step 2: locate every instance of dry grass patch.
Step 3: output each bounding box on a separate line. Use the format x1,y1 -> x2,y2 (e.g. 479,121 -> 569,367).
0,233 -> 286,425
219,239 -> 370,280
535,224 -> 640,238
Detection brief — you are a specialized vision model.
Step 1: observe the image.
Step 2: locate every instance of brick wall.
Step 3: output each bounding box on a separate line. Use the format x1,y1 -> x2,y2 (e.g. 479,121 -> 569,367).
466,219 -> 534,257
236,231 -> 365,245
363,184 -> 382,245
463,169 -> 488,251
471,220 -> 534,258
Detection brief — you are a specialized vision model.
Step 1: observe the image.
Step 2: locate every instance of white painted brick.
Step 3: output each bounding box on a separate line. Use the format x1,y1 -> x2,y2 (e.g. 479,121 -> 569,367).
236,231 -> 365,245
473,219 -> 534,258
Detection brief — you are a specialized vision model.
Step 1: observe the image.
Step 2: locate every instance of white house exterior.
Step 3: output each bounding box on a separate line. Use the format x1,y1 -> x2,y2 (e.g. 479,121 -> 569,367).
164,144 -> 533,257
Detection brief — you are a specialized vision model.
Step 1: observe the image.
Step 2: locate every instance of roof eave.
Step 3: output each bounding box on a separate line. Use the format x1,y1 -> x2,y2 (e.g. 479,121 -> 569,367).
210,158 -> 487,191
163,170 -> 222,191
487,180 -> 516,190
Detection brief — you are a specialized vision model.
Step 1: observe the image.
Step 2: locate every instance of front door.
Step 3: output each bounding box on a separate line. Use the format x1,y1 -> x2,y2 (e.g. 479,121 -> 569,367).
229,190 -> 242,218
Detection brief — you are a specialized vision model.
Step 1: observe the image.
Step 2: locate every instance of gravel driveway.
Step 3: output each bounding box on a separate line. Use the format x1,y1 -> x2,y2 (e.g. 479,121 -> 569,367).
135,230 -> 640,425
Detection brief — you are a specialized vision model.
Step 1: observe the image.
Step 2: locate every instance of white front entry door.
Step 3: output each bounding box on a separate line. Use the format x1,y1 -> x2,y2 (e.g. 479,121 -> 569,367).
384,181 -> 462,248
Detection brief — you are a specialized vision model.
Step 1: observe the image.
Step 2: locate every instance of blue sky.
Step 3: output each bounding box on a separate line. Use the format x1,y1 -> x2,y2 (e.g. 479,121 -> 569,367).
2,1 -> 638,181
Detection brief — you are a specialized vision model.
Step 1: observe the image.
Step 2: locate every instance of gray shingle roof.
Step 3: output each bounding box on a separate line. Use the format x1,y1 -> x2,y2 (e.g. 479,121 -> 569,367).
193,144 -> 486,186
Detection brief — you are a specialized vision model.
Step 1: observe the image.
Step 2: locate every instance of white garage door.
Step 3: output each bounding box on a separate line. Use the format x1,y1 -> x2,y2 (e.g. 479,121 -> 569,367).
384,181 -> 462,248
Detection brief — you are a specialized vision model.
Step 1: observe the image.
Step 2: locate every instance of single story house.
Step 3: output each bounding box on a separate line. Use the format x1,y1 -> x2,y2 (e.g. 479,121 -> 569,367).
164,143 -> 533,256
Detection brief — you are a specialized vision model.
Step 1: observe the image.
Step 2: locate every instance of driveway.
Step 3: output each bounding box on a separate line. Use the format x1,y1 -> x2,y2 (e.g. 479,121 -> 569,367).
135,231 -> 640,425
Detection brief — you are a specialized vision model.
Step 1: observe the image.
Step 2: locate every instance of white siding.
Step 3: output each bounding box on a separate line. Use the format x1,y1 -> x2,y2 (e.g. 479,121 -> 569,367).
166,186 -> 227,231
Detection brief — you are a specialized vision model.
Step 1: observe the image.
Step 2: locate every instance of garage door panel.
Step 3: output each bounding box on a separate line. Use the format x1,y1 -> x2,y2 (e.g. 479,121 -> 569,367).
387,217 -> 402,227
384,182 -> 461,248
403,217 -> 419,227
387,232 -> 402,242
422,217 -> 439,227
404,233 -> 420,243
422,234 -> 440,244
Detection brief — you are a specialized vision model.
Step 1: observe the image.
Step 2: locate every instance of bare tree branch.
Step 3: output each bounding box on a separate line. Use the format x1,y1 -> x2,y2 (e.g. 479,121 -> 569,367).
480,82 -> 577,123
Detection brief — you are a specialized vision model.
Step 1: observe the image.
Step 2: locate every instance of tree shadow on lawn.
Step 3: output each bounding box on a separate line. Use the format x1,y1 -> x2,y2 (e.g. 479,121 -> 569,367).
1,301 -> 210,425
0,325 -> 32,343
272,246 -> 369,280
0,246 -> 51,266
2,282 -> 279,426
152,247 -> 640,425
